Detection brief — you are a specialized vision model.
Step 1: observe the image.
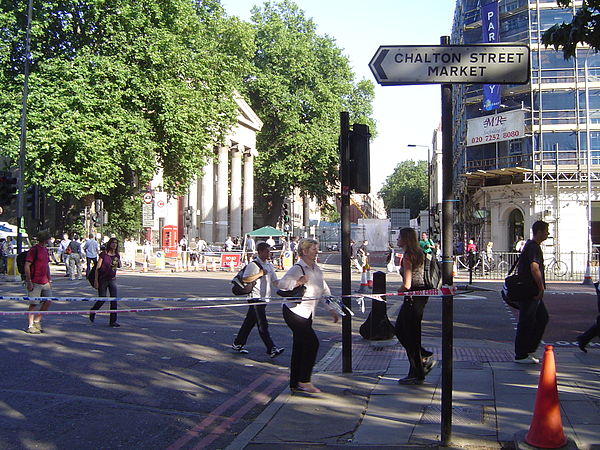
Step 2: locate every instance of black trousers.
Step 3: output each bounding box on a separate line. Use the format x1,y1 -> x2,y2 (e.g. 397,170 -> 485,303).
283,305 -> 319,389
234,299 -> 275,352
91,278 -> 118,325
515,297 -> 548,359
86,256 -> 97,275
579,286 -> 600,345
395,296 -> 429,380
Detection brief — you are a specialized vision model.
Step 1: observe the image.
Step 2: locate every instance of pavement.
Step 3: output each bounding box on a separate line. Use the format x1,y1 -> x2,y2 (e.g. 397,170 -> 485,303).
226,280 -> 600,450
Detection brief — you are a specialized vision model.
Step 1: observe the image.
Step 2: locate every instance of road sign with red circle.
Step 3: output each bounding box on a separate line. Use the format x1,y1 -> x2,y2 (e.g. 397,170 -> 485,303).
143,192 -> 153,204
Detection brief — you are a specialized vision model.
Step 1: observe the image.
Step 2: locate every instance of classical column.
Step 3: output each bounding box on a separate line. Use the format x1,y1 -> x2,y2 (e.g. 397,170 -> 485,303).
215,144 -> 229,244
199,157 -> 214,243
243,149 -> 256,235
230,145 -> 242,239
187,178 -> 198,240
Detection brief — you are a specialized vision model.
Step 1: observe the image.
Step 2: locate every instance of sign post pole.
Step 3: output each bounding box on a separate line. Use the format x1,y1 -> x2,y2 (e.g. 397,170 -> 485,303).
440,35 -> 455,447
340,112 -> 352,373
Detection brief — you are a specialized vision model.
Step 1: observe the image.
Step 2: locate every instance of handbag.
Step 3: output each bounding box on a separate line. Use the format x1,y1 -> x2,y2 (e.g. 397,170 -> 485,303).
277,264 -> 307,298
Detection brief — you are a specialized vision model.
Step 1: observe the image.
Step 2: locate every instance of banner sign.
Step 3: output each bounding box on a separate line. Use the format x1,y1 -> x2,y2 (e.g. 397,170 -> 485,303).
220,253 -> 242,269
466,109 -> 525,146
482,1 -> 501,110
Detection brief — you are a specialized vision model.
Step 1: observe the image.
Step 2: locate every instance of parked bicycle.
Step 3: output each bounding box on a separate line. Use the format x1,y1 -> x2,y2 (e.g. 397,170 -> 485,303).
545,255 -> 568,277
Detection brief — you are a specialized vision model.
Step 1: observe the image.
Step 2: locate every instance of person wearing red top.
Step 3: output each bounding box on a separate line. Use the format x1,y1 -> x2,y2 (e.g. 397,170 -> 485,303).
24,231 -> 53,334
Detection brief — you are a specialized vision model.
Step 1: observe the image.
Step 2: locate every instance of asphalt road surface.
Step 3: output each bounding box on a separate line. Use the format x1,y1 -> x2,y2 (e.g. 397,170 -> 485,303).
0,265 -> 596,449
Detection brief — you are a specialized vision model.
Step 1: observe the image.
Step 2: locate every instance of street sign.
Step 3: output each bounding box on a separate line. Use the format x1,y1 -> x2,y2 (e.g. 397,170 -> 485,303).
142,203 -> 153,227
143,192 -> 153,204
369,44 -> 530,85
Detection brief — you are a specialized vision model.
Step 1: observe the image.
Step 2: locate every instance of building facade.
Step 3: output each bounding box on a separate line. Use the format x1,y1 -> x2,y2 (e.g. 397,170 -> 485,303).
148,95 -> 263,247
451,0 -> 600,270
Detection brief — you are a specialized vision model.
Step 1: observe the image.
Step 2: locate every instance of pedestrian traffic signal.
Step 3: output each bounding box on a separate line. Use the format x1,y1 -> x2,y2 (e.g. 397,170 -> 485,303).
0,176 -> 17,206
349,123 -> 371,194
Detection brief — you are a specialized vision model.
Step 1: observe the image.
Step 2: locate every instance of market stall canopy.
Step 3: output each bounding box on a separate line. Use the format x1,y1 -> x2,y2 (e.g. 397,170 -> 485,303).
247,226 -> 285,237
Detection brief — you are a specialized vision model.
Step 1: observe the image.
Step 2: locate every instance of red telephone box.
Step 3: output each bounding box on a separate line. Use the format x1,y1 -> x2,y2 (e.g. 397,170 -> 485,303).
162,225 -> 178,257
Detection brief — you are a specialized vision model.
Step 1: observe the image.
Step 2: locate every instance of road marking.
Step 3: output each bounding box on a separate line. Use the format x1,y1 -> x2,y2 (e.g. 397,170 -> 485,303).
167,372 -> 286,450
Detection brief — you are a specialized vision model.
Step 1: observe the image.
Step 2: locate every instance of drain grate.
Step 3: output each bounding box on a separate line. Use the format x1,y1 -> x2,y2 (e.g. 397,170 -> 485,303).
421,405 -> 486,425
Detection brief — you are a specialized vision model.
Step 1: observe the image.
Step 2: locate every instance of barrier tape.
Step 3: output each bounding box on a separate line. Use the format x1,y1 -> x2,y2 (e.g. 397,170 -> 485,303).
0,286 -> 458,316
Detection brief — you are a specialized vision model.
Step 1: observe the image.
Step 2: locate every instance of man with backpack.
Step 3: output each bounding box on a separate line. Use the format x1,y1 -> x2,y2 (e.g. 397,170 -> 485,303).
231,242 -> 284,358
23,230 -> 53,334
66,234 -> 83,280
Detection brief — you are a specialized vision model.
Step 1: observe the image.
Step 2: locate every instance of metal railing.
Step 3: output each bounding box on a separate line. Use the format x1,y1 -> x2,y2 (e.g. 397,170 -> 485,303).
455,251 -> 594,281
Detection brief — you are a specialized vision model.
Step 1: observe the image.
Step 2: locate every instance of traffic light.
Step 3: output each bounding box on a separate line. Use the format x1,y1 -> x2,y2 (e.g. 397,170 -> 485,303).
26,185 -> 39,219
282,202 -> 291,232
0,176 -> 17,207
349,123 -> 371,194
184,207 -> 193,228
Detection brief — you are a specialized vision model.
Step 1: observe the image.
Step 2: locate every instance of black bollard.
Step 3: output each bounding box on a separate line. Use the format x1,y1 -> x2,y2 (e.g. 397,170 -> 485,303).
359,271 -> 395,340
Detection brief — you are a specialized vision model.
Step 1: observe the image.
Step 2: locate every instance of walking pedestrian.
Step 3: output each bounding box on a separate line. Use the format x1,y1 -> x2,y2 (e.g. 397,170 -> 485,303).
514,220 -> 550,364
23,231 -> 53,334
83,233 -> 99,276
232,242 -> 284,358
89,237 -> 122,327
419,232 -> 436,254
66,234 -> 83,280
577,282 -> 600,352
57,233 -> 71,277
244,234 -> 256,263
279,238 -> 339,394
395,227 -> 436,385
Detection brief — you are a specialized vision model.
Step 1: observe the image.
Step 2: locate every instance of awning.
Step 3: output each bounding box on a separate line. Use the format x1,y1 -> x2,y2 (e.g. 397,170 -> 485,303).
247,226 -> 285,237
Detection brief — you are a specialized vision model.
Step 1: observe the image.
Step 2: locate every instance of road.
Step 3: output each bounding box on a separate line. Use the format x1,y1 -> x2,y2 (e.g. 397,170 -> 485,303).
0,264 -> 597,449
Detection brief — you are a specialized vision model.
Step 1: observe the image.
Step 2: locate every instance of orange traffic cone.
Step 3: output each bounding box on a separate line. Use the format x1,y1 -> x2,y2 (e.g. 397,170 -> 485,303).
582,261 -> 593,285
367,267 -> 373,288
524,345 -> 567,449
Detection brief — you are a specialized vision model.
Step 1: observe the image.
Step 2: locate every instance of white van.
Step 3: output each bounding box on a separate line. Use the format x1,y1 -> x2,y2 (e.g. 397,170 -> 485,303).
0,222 -> 31,252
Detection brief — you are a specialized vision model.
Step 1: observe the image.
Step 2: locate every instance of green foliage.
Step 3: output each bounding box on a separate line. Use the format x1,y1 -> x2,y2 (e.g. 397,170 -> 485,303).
541,1 -> 600,58
245,0 -> 375,224
0,0 -> 254,229
378,160 -> 428,219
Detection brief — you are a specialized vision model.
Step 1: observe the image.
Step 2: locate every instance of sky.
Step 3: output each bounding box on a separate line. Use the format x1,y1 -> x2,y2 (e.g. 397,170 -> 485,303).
219,0 -> 457,192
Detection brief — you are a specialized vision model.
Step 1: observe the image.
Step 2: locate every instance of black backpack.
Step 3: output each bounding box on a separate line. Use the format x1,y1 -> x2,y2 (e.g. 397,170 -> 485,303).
423,252 -> 442,289
231,260 -> 263,295
16,250 -> 29,280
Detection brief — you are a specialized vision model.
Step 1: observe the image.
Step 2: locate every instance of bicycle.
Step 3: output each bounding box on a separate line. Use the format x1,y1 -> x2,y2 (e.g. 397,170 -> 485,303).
545,256 -> 568,277
456,252 -> 480,270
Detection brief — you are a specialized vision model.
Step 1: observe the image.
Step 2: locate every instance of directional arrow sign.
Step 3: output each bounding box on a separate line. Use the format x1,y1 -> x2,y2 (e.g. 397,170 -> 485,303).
369,44 -> 530,86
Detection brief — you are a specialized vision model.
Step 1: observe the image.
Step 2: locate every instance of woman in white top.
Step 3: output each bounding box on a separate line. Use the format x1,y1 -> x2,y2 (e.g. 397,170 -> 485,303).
279,238 -> 339,393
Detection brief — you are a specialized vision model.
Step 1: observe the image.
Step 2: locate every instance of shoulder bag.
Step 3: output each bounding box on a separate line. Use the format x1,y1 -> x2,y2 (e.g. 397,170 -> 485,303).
277,264 -> 307,298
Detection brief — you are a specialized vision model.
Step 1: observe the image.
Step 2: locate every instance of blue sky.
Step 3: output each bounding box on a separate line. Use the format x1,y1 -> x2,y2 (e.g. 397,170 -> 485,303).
220,0 -> 457,191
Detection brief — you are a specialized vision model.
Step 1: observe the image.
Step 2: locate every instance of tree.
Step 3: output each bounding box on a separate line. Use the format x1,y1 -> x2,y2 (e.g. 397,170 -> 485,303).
378,160 -> 428,219
0,0 -> 254,236
245,0 -> 375,225
541,0 -> 600,58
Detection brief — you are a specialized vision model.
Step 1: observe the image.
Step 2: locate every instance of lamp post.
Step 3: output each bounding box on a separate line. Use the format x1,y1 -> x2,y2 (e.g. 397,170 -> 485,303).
408,144 -> 432,236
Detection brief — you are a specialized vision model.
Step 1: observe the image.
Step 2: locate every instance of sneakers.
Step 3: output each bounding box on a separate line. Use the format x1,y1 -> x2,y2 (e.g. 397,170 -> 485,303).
398,376 -> 424,385
269,347 -> 285,358
423,356 -> 437,375
514,354 -> 540,364
25,325 -> 42,334
109,323 -> 120,328
232,344 -> 249,354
